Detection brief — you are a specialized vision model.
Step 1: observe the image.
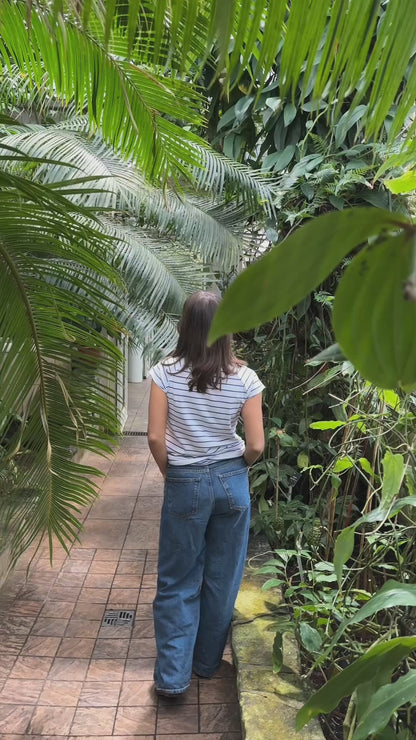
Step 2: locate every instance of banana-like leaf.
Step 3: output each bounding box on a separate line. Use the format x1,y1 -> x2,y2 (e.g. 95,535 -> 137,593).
296,636 -> 416,731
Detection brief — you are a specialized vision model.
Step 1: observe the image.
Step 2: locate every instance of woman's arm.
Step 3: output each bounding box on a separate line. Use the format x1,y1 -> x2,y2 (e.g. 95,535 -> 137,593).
241,393 -> 264,466
147,380 -> 168,477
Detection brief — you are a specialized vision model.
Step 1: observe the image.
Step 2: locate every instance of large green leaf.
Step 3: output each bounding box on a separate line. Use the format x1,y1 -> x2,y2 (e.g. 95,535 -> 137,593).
353,670 -> 416,740
333,497 -> 416,587
296,637 -> 416,730
209,208 -> 407,341
380,451 -> 405,512
333,526 -> 355,588
333,233 -> 416,390
325,581 -> 416,659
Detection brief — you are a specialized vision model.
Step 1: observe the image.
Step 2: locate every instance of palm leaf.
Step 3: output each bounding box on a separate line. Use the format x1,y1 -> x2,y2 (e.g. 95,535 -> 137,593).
38,0 -> 416,156
0,170 -> 126,566
0,123 -> 260,269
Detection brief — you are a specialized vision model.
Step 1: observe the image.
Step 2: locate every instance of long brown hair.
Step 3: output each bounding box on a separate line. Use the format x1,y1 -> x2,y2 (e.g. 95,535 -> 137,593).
171,291 -> 236,392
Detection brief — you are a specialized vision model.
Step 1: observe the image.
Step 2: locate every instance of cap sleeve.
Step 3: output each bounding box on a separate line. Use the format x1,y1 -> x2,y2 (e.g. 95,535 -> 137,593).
148,360 -> 169,393
242,367 -> 265,400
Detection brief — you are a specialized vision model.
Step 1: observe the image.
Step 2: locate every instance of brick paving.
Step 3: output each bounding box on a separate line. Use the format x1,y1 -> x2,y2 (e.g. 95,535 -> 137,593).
0,380 -> 242,738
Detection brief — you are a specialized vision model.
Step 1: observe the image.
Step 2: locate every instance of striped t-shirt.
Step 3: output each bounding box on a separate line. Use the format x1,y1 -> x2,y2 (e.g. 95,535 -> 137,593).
149,358 -> 264,466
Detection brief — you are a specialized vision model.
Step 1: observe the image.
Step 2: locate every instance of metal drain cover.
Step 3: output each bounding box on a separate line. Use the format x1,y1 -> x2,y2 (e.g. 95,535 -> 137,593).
123,431 -> 147,436
102,609 -> 136,627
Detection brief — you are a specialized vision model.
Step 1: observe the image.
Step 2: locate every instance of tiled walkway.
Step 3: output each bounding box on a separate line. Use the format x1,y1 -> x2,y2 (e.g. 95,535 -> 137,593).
0,381 -> 242,739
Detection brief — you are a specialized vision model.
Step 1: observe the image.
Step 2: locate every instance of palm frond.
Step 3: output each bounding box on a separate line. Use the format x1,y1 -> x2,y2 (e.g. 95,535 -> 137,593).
0,1 -> 203,183
36,0 -> 416,155
0,124 -> 253,269
0,171 -> 125,565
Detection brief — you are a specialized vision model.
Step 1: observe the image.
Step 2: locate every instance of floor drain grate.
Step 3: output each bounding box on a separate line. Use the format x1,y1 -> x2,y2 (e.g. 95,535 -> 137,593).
102,609 -> 136,627
123,431 -> 147,437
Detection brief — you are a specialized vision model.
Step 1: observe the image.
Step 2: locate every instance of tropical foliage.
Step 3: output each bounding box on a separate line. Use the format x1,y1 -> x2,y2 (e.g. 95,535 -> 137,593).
4,0 -> 416,735
0,1 -> 276,565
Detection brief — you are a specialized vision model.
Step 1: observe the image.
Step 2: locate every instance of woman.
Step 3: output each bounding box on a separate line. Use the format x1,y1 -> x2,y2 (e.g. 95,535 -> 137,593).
147,290 -> 264,696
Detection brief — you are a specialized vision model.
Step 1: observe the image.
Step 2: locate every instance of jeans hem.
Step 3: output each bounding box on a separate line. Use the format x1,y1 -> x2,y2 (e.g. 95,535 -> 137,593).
193,662 -> 220,679
155,681 -> 190,696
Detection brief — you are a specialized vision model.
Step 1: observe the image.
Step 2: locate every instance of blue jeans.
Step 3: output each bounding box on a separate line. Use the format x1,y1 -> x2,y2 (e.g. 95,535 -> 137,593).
153,456 -> 250,694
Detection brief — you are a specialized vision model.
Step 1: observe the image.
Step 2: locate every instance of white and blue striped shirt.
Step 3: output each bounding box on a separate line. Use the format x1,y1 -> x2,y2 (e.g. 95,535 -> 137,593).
149,358 -> 264,466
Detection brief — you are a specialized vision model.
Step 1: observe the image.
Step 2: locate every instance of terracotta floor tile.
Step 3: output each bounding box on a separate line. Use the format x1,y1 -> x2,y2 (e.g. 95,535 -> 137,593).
100,477 -> 140,496
109,462 -> 146,478
48,587 -> 82,602
68,736 -> 150,740
40,601 -> 75,619
5,600 -> 43,617
124,523 -> 159,550
38,680 -> 83,706
157,681 -> 199,707
85,659 -> 125,682
57,639 -> 95,659
16,587 -> 50,602
155,735 -> 240,740
199,677 -> 238,704
0,655 -> 16,678
114,705 -> 157,735
156,703 -> 199,734
69,549 -> 96,561
92,639 -> 129,659
143,561 -> 158,575
0,635 -> 28,655
135,604 -> 153,620
93,549 -> 121,562
119,680 -> 157,707
77,588 -> 110,604
97,623 -> 133,639
124,659 -> 154,682
31,617 -> 69,637
0,678 -> 43,704
131,621 -> 154,639
116,562 -> 145,576
140,574 -> 157,588
28,705 -> 75,734
0,615 -> 37,635
61,560 -> 91,575
108,589 -> 138,605
120,550 -> 149,562
214,658 -> 236,678
65,620 -> 101,639
48,658 -> 89,682
71,603 -> 105,621
83,572 -> 114,589
137,587 -> 156,605
128,639 -> 156,659
87,561 -> 117,576
116,452 -> 150,464
112,575 -> 141,589
55,573 -> 86,589
70,706 -> 116,736
79,519 -> 130,548
88,497 -> 137,520
9,656 -> 53,680
132,497 -> 163,521
21,636 -> 61,657
199,703 -> 241,733
0,704 -> 34,733
78,681 -> 121,707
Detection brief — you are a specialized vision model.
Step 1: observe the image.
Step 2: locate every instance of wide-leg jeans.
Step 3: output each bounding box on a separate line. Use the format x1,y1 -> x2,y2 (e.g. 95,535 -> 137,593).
153,456 -> 250,694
